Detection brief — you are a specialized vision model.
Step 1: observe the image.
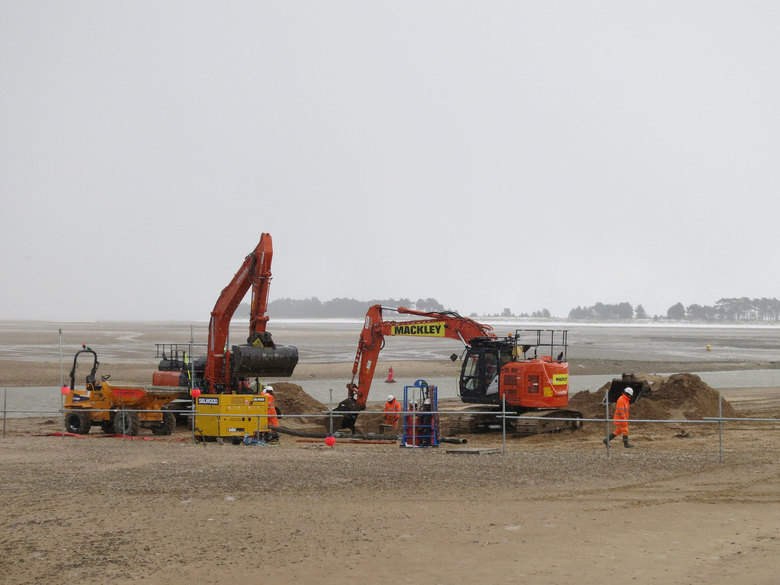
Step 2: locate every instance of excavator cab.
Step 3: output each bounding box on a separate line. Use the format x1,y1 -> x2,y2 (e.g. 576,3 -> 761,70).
459,337 -> 515,404
459,330 -> 570,409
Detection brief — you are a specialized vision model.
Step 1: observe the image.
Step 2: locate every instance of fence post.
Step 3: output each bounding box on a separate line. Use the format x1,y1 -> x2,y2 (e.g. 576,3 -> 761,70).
718,394 -> 723,463
329,389 -> 333,436
501,392 -> 507,454
59,328 -> 65,439
605,396 -> 610,457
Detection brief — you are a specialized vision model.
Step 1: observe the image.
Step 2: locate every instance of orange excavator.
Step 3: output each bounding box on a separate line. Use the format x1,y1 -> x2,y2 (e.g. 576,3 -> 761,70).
153,233 -> 298,394
199,232 -> 298,393
340,305 -> 582,435
152,233 -> 298,441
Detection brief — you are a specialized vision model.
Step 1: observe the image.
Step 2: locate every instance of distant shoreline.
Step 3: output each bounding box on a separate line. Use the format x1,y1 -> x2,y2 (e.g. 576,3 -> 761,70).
3,357 -> 780,388
2,317 -> 780,328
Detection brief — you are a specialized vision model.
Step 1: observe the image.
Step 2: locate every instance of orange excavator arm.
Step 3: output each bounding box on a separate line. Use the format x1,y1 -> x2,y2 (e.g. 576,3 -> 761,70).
347,305 -> 496,409
204,233 -> 297,393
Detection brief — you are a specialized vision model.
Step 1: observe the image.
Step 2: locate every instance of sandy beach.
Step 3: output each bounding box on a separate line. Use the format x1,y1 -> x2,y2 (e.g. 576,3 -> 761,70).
1,321 -> 778,585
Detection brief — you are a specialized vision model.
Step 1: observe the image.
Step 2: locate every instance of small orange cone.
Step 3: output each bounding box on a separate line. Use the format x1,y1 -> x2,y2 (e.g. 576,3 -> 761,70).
385,367 -> 396,383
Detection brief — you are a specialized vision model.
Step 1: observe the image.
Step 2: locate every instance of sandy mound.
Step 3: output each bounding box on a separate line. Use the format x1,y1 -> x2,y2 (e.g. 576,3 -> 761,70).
272,382 -> 326,415
569,373 -> 739,430
272,382 -> 385,434
270,382 -> 329,430
649,373 -> 739,419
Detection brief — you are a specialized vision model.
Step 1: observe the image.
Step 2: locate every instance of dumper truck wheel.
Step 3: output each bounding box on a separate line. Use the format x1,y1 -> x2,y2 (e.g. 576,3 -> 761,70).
114,410 -> 140,436
65,411 -> 91,434
100,420 -> 114,434
152,412 -> 176,436
163,411 -> 176,434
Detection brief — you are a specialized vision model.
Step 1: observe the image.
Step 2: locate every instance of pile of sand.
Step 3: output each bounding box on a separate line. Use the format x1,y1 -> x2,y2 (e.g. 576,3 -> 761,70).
270,382 -> 329,430
569,373 -> 739,426
272,382 -> 326,415
273,382 -> 385,434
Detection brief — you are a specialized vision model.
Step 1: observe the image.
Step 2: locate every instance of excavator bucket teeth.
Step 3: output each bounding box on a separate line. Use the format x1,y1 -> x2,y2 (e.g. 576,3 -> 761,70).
230,344 -> 299,378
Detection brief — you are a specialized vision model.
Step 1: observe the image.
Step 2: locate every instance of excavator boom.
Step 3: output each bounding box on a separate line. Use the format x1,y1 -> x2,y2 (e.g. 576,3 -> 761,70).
203,233 -> 298,392
348,305 -> 495,408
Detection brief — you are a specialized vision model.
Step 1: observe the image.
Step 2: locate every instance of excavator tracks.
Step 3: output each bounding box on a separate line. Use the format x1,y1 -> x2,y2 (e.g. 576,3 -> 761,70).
511,410 -> 583,437
446,407 -> 583,437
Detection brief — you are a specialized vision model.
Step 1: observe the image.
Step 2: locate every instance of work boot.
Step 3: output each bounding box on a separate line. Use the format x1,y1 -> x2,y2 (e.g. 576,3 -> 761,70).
623,435 -> 634,448
603,433 -> 616,445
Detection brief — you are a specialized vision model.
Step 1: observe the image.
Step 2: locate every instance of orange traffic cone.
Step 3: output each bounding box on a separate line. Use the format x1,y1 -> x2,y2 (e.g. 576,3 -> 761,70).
385,367 -> 396,383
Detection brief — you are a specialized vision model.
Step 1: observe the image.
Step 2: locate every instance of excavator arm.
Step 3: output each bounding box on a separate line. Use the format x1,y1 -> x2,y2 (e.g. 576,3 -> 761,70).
346,305 -> 496,409
203,233 -> 298,392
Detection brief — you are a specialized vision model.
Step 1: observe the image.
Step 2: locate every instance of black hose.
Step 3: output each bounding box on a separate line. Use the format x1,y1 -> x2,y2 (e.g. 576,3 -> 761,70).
440,437 -> 468,444
275,426 -> 467,444
274,426 -> 328,438
275,426 -> 395,440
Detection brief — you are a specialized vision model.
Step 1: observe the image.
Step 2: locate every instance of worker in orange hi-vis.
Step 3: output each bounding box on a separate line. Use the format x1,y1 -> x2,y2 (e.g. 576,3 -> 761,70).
604,387 -> 634,448
383,394 -> 402,429
263,385 -> 279,427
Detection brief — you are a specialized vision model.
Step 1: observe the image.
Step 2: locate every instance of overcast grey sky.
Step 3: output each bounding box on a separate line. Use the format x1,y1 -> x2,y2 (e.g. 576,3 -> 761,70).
2,1 -> 779,321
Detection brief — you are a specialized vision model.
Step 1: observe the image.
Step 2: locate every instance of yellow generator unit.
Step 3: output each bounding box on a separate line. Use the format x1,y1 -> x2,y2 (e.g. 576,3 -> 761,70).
194,393 -> 270,443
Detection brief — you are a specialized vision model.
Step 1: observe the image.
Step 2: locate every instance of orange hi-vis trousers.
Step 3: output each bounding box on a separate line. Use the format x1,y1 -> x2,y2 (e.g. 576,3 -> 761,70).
613,394 -> 631,436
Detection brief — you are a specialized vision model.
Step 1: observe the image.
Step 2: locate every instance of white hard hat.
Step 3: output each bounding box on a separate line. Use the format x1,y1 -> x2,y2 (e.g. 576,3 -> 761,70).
387,394 -> 394,402
624,387 -> 633,396
265,385 -> 274,393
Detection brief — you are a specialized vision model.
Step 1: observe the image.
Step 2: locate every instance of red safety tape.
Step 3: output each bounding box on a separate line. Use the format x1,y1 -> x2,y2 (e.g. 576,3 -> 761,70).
41,432 -> 187,441
295,438 -> 396,444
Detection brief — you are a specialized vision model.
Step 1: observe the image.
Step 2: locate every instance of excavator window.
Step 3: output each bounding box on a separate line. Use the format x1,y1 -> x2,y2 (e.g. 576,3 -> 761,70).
485,353 -> 499,395
461,352 -> 482,394
460,346 -> 506,398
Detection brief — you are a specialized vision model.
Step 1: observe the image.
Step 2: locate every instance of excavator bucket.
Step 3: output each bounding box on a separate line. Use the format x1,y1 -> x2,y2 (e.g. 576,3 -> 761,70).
230,343 -> 299,378
606,373 -> 652,404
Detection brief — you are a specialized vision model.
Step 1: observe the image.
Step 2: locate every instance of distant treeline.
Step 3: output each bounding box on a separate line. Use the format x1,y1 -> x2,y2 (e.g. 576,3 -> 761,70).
236,297 -> 448,319
569,297 -> 780,322
236,296 -> 780,322
568,302 -> 643,320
